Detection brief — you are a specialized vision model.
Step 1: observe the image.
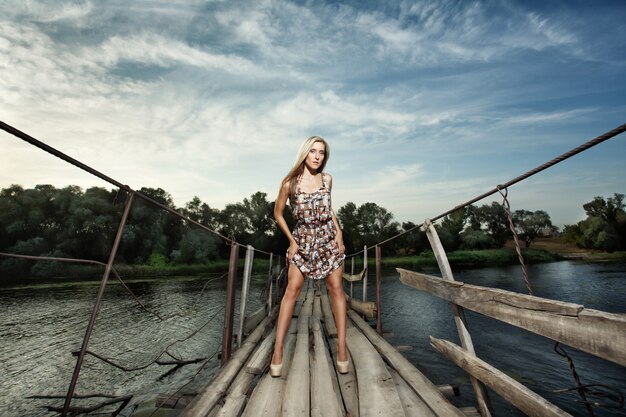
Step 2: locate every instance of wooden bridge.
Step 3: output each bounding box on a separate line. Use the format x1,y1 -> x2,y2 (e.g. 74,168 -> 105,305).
1,121 -> 624,417
165,280 -> 477,417
143,221 -> 625,417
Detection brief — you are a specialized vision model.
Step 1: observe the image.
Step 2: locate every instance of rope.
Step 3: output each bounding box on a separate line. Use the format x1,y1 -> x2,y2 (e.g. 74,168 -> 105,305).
496,187 -> 533,295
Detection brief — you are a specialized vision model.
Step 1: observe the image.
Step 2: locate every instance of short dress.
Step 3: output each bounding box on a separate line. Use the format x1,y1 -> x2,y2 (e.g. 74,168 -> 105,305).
290,174 -> 345,280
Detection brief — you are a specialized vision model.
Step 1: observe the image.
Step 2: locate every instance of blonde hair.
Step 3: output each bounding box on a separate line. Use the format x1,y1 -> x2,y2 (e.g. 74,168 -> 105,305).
282,136 -> 330,199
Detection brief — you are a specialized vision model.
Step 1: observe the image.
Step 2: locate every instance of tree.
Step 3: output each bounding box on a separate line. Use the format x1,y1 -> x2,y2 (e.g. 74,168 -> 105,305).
565,193 -> 626,252
396,221 -> 428,254
437,208 -> 466,251
171,228 -> 219,264
336,202 -> 400,254
583,194 -> 624,223
337,202 -> 360,253
512,209 -> 552,248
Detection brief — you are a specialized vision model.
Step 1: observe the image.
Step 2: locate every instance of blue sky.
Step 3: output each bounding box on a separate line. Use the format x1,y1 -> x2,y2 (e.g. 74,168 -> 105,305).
1,0 -> 625,227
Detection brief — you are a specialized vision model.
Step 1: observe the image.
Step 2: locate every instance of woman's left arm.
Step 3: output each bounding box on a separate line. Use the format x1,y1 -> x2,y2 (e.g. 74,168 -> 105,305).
328,175 -> 345,254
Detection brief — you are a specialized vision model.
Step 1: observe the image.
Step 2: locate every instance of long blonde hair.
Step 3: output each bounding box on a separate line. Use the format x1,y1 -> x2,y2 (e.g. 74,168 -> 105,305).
282,136 -> 330,199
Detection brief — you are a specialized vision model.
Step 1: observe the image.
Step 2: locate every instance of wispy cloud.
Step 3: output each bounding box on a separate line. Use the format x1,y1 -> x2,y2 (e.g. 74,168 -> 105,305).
1,0 -> 624,227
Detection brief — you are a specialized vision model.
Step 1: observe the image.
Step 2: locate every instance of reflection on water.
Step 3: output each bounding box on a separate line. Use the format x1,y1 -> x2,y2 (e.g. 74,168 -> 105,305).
0,261 -> 624,417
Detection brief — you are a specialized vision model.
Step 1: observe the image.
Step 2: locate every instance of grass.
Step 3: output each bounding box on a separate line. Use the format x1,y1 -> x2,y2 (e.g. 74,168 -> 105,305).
378,247 -> 560,269
4,237 -> 624,283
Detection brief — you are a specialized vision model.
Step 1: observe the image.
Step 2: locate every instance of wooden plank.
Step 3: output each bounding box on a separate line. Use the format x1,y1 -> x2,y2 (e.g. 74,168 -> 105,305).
241,319 -> 298,417
346,325 -> 406,417
424,222 -> 492,417
311,316 -> 344,417
398,268 -> 626,367
216,368 -> 255,417
181,313 -> 275,417
320,291 -> 338,338
343,269 -> 366,282
346,293 -> 376,320
459,407 -> 481,417
347,310 -> 465,417
246,328 -> 276,374
237,245 -> 255,348
312,293 -> 345,414
430,337 -> 573,417
281,287 -> 314,416
389,367 -> 437,417
321,291 -> 359,417
243,306 -> 267,337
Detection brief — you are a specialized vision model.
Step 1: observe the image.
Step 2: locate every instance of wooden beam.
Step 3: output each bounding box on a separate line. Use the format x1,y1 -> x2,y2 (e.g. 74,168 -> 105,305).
181,312 -> 275,417
398,268 -> 626,367
311,317 -> 345,417
321,291 -> 359,417
241,318 -> 298,417
345,292 -> 376,320
348,310 -> 466,417
430,337 -> 573,417
243,306 -> 267,337
281,287 -> 314,416
343,269 -> 366,282
346,325 -> 406,417
389,367 -> 437,417
423,221 -> 492,417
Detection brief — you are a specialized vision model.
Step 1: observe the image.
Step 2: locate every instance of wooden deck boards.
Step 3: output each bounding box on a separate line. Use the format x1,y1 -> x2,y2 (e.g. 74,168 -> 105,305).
181,280 -> 469,417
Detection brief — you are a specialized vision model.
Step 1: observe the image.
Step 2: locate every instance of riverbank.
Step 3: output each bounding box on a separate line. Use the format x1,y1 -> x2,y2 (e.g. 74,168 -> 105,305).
3,237 -> 625,284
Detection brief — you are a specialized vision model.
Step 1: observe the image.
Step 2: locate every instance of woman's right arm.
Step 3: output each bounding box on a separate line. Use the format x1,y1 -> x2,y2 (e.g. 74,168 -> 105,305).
274,180 -> 299,259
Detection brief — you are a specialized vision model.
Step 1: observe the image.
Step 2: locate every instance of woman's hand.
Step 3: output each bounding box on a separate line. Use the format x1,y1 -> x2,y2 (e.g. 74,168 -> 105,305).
287,242 -> 299,260
335,237 -> 345,255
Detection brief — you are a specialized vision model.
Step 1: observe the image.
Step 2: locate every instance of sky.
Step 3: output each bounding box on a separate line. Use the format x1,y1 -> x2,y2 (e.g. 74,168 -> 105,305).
1,0 -> 625,228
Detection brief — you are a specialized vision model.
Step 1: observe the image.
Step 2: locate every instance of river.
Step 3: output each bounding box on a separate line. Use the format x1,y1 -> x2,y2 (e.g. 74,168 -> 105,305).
1,261 -> 624,417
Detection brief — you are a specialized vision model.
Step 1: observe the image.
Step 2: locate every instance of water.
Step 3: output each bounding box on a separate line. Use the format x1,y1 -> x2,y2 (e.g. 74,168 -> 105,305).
380,261 -> 626,417
1,262 -> 624,417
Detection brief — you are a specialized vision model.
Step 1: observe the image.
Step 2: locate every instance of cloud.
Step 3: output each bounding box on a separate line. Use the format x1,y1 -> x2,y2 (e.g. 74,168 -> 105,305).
1,0 -> 624,228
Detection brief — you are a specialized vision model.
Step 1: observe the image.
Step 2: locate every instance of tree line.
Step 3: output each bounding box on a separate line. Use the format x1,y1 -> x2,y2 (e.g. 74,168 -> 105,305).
0,184 -> 623,276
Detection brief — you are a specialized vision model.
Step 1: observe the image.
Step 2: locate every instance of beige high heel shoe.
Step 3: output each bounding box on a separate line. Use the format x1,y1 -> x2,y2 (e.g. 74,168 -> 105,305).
337,359 -> 349,374
270,362 -> 282,377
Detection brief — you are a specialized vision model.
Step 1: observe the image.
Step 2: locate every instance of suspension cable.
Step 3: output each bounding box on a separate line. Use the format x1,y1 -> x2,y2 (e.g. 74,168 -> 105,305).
345,122 -> 626,257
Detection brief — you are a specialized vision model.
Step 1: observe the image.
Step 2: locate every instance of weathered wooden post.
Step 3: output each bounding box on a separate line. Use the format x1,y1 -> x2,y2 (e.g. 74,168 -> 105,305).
237,245 -> 254,348
222,242 -> 239,365
267,253 -> 273,315
362,245 -> 368,302
424,219 -> 493,417
375,245 -> 383,335
350,256 -> 355,299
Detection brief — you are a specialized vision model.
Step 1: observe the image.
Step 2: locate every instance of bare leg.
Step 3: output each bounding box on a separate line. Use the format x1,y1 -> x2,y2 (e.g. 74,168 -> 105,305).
326,265 -> 348,362
271,264 -> 305,365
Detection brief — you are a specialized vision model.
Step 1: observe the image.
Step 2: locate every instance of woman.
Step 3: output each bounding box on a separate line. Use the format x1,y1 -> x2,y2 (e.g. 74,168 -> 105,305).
270,136 -> 349,376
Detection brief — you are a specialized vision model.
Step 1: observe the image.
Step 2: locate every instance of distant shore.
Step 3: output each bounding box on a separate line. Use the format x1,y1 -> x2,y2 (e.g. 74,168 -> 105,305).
2,237 -> 625,284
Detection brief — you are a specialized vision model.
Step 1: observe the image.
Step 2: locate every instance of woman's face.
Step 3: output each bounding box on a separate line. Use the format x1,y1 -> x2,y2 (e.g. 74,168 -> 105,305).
304,141 -> 326,172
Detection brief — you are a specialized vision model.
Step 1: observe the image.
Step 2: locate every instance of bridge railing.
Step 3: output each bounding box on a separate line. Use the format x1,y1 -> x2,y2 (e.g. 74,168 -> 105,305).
340,123 -> 625,417
0,120 -> 283,416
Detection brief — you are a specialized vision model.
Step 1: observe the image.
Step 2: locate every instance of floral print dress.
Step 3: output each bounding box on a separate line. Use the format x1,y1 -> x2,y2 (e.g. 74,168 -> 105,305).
290,173 -> 345,280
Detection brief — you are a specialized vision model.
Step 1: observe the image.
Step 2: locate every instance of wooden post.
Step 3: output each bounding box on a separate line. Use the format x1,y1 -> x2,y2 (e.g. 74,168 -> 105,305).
267,253 -> 273,315
350,256 -> 355,299
362,245 -> 368,303
222,242 -> 239,365
424,220 -> 493,417
375,245 -> 383,335
237,245 -> 254,348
